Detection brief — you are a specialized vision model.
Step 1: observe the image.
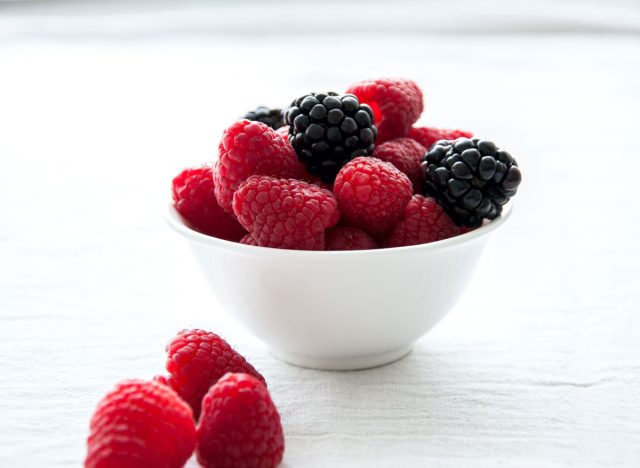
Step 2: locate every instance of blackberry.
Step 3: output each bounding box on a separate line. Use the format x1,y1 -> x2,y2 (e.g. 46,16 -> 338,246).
242,106 -> 285,130
422,137 -> 522,227
285,92 -> 377,182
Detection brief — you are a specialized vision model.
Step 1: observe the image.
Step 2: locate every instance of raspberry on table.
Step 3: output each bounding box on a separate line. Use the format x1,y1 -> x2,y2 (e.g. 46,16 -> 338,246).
422,137 -> 521,227
242,106 -> 285,130
408,126 -> 473,150
172,163 -> 247,241
214,120 -> 306,212
346,78 -> 423,143
325,226 -> 378,251
232,175 -> 340,250
372,137 -> 426,192
285,92 -> 377,183
85,380 -> 196,468
333,157 -> 412,238
196,373 -> 284,468
385,195 -> 461,247
164,329 -> 266,420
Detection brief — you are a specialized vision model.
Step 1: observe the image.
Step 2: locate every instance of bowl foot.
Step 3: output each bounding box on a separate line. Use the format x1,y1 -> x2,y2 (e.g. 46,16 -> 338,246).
270,346 -> 412,371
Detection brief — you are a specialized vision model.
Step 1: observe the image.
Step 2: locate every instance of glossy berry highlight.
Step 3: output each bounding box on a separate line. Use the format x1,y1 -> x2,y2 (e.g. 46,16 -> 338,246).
285,92 -> 377,183
422,137 -> 521,227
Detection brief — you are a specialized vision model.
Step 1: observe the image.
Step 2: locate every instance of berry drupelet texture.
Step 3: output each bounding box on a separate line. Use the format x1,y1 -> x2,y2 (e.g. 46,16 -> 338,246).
422,137 -> 522,227
408,126 -> 473,150
347,78 -> 423,143
372,137 -> 426,192
385,195 -> 461,247
196,373 -> 284,468
164,329 -> 265,420
85,380 -> 196,468
285,92 -> 378,183
334,157 -> 413,238
232,176 -> 340,250
276,125 -> 290,142
325,226 -> 378,251
214,119 -> 306,212
172,163 -> 247,241
239,234 -> 259,246
242,106 -> 285,130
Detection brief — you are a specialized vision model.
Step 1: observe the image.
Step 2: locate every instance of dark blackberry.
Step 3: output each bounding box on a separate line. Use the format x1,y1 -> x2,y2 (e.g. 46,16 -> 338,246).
284,92 -> 377,183
242,106 -> 285,130
422,137 -> 522,227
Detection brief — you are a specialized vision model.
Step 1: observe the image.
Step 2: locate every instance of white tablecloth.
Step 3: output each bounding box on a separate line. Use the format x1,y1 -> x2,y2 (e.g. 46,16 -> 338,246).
1,3 -> 639,466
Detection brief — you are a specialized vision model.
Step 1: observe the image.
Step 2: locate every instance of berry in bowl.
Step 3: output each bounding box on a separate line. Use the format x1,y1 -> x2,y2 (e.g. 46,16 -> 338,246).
166,78 -> 521,370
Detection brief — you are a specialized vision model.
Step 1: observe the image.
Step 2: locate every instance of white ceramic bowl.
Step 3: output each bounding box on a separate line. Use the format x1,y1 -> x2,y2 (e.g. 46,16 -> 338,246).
165,204 -> 511,370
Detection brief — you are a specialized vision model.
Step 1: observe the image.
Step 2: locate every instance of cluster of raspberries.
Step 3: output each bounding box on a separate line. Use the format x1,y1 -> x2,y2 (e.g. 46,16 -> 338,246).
85,329 -> 283,468
172,78 -> 521,251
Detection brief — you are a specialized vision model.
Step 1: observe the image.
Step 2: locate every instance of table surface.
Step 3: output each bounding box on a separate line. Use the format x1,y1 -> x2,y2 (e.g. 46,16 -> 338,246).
1,4 -> 640,466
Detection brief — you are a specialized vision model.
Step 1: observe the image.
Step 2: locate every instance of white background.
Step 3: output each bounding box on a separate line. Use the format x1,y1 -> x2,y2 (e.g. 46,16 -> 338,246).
1,1 -> 639,466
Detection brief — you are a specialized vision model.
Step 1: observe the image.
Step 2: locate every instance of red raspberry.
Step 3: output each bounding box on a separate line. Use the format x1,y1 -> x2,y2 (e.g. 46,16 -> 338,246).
334,157 -> 412,238
196,373 -> 284,468
239,234 -> 258,246
164,329 -> 265,420
85,380 -> 196,468
172,163 -> 246,241
407,126 -> 473,150
232,176 -> 340,250
385,195 -> 461,247
372,137 -> 426,192
325,226 -> 378,251
153,374 -> 169,386
275,125 -> 290,142
214,120 -> 305,212
346,78 -> 423,142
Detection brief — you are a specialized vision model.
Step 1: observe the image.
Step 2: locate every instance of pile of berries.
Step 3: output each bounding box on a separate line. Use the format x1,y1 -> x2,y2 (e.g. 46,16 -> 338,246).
172,78 -> 522,250
85,329 -> 283,468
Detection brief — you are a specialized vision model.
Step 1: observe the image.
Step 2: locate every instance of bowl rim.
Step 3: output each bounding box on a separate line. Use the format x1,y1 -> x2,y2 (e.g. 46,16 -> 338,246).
165,201 -> 512,257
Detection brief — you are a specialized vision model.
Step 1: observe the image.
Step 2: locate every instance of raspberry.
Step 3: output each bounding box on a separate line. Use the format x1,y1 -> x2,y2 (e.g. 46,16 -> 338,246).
196,373 -> 284,468
232,176 -> 340,250
422,137 -> 521,227
239,234 -> 258,246
334,157 -> 412,237
275,125 -> 290,142
214,120 -> 306,212
164,329 -> 265,420
153,374 -> 169,386
385,195 -> 461,247
325,226 -> 378,251
172,164 -> 247,241
242,106 -> 285,130
372,137 -> 426,192
346,78 -> 423,142
408,126 -> 473,150
85,380 -> 196,468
